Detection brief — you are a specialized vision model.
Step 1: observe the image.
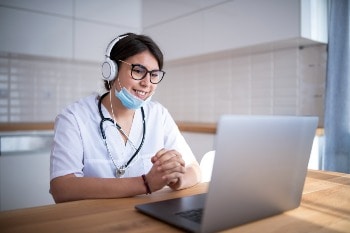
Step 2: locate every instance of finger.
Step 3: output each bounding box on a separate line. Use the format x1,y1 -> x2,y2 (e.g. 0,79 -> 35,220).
175,156 -> 185,167
156,156 -> 185,174
160,150 -> 184,164
164,154 -> 185,167
167,177 -> 183,191
162,172 -> 184,182
167,178 -> 179,186
156,151 -> 177,164
151,148 -> 167,164
158,161 -> 186,174
167,150 -> 185,166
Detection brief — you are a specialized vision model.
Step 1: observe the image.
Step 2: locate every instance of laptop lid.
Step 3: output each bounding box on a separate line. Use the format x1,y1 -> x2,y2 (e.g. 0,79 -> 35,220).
136,115 -> 318,233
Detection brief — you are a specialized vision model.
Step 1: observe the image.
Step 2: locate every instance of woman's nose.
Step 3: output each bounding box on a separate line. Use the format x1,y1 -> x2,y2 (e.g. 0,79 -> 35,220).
140,73 -> 152,86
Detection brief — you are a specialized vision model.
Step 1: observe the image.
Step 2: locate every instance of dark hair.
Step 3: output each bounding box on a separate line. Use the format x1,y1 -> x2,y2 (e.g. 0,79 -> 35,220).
104,32 -> 164,90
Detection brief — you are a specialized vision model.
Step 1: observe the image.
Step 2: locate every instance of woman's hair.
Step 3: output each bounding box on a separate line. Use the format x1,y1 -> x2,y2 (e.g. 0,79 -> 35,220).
104,32 -> 164,90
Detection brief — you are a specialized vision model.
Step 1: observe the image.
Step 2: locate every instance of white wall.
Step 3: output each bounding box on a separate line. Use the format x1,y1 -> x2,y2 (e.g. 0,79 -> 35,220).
0,0 -> 142,61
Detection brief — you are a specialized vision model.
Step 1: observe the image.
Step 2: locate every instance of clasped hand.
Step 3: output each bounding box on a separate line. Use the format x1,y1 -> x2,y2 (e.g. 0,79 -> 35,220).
146,148 -> 186,192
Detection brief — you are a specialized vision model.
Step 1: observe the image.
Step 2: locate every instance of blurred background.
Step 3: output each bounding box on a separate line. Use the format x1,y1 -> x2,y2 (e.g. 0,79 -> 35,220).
0,0 -> 328,210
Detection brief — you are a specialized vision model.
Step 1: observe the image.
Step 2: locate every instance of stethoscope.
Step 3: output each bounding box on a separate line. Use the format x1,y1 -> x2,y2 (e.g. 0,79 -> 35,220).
98,92 -> 146,177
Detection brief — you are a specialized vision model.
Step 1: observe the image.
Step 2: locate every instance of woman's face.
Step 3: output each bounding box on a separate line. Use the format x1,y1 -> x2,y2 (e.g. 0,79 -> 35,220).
114,50 -> 159,101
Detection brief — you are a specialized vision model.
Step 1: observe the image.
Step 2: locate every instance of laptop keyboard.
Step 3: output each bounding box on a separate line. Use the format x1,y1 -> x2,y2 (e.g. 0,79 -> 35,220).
175,208 -> 203,223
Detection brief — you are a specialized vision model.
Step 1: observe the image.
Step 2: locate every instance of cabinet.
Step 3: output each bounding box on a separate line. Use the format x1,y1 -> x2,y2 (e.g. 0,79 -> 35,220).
0,0 -> 142,61
144,0 -> 328,61
0,132 -> 55,211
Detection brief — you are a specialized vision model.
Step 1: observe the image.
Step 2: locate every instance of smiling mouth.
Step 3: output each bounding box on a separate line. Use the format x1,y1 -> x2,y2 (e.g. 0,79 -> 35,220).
134,90 -> 147,99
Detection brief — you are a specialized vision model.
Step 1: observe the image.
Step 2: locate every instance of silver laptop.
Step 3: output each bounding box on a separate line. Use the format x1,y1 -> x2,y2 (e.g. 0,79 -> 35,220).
135,115 -> 318,233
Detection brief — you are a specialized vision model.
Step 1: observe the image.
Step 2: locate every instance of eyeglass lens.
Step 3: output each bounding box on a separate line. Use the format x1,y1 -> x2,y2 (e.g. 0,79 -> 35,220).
131,65 -> 164,84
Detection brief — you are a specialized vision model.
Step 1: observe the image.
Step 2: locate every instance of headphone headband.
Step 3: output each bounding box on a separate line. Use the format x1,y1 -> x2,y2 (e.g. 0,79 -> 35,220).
105,35 -> 128,58
101,34 -> 128,81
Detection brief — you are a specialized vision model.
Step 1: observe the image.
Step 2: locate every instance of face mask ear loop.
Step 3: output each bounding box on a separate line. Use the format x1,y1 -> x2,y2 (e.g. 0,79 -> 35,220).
117,77 -> 123,92
108,80 -> 118,128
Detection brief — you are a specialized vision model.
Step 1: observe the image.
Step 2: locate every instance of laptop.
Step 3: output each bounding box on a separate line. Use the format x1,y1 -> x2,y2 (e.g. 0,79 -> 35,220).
135,115 -> 318,233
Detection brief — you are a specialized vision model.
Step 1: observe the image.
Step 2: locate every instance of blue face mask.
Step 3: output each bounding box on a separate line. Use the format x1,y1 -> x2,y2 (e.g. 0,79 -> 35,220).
115,87 -> 152,109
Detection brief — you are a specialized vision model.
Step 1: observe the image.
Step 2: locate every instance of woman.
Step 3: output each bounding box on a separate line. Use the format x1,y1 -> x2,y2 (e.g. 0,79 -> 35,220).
50,33 -> 201,203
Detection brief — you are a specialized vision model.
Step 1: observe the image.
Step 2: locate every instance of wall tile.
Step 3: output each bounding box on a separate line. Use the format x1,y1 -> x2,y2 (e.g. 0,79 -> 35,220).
0,45 -> 327,125
154,44 -> 326,126
0,54 -> 100,122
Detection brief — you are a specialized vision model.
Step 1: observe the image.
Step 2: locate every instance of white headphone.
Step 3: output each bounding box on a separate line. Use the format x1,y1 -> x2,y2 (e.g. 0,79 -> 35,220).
101,35 -> 128,81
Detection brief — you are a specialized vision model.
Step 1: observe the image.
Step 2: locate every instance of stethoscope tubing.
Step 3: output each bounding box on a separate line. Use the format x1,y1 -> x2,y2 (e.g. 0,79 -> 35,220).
98,92 -> 146,168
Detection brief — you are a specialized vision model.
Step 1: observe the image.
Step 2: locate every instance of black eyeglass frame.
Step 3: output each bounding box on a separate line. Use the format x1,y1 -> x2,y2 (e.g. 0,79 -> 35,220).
118,60 -> 166,84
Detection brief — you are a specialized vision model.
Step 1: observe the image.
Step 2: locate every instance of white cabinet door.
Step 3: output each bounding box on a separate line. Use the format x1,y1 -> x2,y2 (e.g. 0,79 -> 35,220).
0,134 -> 55,211
0,151 -> 55,211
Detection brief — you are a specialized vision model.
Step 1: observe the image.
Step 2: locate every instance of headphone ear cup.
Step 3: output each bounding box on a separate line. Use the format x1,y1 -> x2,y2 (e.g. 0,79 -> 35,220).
101,58 -> 118,81
102,35 -> 128,81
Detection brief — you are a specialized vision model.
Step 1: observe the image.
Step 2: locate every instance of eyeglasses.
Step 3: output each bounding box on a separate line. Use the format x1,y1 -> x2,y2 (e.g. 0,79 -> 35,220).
119,60 -> 165,84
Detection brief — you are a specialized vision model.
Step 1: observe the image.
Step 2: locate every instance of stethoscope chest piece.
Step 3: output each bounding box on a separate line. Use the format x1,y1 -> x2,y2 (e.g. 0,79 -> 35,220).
116,166 -> 126,178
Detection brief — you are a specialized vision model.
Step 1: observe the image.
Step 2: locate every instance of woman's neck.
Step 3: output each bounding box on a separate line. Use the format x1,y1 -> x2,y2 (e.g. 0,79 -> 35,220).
102,91 -> 135,138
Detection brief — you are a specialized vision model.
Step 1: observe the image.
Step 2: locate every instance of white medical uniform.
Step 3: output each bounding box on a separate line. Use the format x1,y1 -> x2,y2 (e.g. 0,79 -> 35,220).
50,94 -> 197,180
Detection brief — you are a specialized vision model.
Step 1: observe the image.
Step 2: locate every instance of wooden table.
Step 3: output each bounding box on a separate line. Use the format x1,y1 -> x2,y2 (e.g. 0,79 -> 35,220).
0,170 -> 349,233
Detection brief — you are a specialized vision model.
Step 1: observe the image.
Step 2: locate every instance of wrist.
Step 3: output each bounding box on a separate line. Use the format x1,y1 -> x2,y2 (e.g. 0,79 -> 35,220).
141,174 -> 152,194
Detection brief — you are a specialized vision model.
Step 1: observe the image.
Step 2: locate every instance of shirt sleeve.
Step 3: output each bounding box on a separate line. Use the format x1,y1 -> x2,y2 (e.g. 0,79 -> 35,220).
50,108 -> 84,181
